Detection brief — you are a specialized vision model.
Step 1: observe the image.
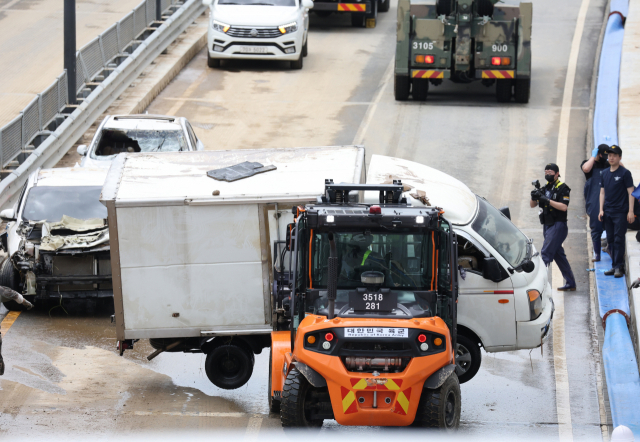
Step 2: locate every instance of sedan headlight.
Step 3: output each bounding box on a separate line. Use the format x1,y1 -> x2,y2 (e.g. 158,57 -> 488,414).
528,289 -> 542,320
278,22 -> 298,34
212,20 -> 230,33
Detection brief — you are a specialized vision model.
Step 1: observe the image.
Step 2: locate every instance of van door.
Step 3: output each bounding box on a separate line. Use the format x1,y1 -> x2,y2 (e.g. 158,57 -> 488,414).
455,230 -> 516,350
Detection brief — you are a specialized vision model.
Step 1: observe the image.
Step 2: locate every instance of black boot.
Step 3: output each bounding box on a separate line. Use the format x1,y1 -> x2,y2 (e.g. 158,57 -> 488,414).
615,268 -> 624,278
604,268 -> 615,276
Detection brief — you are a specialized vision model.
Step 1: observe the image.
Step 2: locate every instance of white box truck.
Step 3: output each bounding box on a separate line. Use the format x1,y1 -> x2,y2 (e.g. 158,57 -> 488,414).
103,146 -> 552,390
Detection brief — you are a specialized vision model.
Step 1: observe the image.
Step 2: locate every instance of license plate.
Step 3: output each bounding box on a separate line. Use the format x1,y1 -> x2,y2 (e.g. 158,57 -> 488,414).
349,291 -> 397,312
344,327 -> 408,338
240,46 -> 268,54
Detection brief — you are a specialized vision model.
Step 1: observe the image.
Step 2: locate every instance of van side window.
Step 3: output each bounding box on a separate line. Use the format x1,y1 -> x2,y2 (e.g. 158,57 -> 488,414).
457,237 -> 486,275
186,123 -> 198,149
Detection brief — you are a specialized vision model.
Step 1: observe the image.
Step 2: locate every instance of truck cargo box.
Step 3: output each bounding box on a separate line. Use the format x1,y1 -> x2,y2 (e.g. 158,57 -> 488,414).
101,146 -> 365,341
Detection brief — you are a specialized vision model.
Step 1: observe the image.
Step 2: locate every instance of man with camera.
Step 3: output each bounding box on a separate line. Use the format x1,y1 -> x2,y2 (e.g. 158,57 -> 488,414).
530,163 -> 576,291
581,144 -> 612,262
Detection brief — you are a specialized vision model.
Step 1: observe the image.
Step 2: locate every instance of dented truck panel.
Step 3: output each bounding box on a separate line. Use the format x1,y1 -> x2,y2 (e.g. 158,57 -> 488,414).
394,0 -> 532,101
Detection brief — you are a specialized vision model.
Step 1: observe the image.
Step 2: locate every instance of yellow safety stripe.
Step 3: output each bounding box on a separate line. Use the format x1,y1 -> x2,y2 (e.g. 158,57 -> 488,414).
385,379 -> 400,390
342,390 -> 356,412
396,391 -> 410,414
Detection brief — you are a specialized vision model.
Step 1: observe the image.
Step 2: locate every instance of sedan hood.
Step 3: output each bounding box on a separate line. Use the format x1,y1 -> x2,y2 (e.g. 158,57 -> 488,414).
213,5 -> 299,27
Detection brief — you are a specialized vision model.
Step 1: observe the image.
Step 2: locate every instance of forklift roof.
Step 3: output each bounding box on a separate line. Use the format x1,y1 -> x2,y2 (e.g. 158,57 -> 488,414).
366,154 -> 478,226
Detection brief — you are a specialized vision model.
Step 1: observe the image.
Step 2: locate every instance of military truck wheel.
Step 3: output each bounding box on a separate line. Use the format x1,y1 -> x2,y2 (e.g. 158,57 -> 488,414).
394,75 -> 410,101
514,78 -> 531,104
207,53 -> 221,68
379,0 -> 390,13
436,0 -> 453,16
476,0 -> 494,16
412,79 -> 429,101
455,334 -> 481,384
351,13 -> 365,27
269,352 -> 281,413
280,368 -> 324,428
0,259 -> 26,312
495,79 -> 513,103
414,373 -> 461,429
205,343 -> 254,390
290,53 -> 303,69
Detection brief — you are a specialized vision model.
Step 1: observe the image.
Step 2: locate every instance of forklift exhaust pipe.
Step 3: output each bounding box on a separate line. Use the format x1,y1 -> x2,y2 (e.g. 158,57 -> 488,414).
327,232 -> 338,320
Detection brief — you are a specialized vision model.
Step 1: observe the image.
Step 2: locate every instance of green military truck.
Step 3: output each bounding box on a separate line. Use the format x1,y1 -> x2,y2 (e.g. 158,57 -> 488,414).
394,0 -> 532,102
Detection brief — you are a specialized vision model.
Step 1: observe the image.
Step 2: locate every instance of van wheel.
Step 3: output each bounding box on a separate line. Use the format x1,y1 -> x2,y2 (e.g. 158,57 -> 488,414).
207,53 -> 221,68
414,373 -> 461,429
280,368 -> 323,428
205,343 -> 254,390
302,39 -> 308,57
290,53 -> 303,70
0,259 -> 27,312
455,334 -> 481,383
269,351 -> 281,413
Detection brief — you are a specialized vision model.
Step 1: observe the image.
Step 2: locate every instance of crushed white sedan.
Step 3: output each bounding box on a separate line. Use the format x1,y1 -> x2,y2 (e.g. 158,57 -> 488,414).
77,115 -> 205,168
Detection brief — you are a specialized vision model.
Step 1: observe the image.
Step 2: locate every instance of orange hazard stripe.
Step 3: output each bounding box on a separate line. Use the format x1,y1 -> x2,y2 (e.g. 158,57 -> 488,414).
481,70 -> 514,79
411,70 -> 444,79
337,3 -> 366,11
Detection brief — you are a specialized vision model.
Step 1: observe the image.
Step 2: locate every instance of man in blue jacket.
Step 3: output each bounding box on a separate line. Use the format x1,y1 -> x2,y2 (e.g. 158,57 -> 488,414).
599,145 -> 635,278
581,144 -> 611,261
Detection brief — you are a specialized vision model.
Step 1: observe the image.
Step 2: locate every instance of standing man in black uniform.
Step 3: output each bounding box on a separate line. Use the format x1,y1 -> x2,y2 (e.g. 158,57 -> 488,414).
530,163 -> 576,291
598,145 -> 635,278
581,144 -> 611,262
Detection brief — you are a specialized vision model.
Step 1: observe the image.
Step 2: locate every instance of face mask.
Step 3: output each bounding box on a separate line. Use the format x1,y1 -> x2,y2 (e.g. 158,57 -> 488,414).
545,174 -> 555,183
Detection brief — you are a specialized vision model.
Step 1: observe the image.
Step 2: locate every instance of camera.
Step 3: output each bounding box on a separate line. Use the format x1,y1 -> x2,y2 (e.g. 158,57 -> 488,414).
531,180 -> 542,201
532,179 -> 541,190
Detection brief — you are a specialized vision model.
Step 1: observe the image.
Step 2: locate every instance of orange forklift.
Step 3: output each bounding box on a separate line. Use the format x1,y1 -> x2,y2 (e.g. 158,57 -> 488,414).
270,181 -> 461,428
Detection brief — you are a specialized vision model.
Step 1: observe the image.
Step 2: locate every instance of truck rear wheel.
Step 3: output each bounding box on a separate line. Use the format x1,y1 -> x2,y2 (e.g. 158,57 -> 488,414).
1,259 -> 27,312
495,79 -> 513,103
412,78 -> 429,101
205,343 -> 254,390
269,352 -> 281,413
514,78 -> 531,103
280,368 -> 323,428
455,334 -> 481,384
394,75 -> 410,101
379,0 -> 390,13
414,373 -> 461,429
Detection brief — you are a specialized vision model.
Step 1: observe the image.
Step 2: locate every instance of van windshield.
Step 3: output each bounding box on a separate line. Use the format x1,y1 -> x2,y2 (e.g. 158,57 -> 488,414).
22,186 -> 107,222
471,197 -> 527,267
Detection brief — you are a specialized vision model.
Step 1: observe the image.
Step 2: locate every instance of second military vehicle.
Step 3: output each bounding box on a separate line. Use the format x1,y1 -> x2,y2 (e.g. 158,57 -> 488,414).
394,0 -> 532,102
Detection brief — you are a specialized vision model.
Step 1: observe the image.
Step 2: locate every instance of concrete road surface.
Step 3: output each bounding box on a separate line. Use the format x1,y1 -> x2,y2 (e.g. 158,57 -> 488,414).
0,0 -> 609,438
0,0 -> 143,127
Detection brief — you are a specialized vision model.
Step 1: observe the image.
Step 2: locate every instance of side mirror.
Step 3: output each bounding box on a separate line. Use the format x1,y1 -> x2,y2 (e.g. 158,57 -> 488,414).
77,145 -> 88,156
499,206 -> 511,220
0,208 -> 16,221
285,223 -> 295,251
202,0 -> 213,5
302,0 -> 313,8
482,257 -> 503,282
521,260 -> 535,273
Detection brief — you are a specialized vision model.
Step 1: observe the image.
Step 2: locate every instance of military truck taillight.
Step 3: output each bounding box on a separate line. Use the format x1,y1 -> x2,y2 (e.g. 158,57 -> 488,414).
415,55 -> 434,64
491,57 -> 512,66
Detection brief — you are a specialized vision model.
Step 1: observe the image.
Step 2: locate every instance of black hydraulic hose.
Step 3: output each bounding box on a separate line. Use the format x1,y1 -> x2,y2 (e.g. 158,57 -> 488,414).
327,232 -> 338,320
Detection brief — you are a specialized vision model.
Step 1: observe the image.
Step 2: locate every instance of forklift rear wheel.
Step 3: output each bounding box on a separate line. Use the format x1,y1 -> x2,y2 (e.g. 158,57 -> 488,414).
269,352 -> 281,413
280,368 -> 323,428
379,0 -> 390,13
412,79 -> 429,101
205,344 -> 254,390
207,53 -> 221,68
495,79 -> 513,103
394,75 -> 410,101
435,0 -> 453,16
415,373 -> 461,429
514,78 -> 531,104
0,259 -> 28,312
351,13 -> 365,27
455,334 -> 481,384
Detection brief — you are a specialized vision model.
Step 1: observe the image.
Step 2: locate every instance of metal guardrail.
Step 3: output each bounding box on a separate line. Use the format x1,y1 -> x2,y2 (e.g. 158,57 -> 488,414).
0,0 -> 206,211
0,0 -> 181,170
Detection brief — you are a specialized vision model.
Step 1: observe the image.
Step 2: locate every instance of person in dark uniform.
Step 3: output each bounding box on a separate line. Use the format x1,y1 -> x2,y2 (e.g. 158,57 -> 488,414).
598,145 -> 635,278
581,144 -> 611,261
530,163 -> 576,291
0,285 -> 33,375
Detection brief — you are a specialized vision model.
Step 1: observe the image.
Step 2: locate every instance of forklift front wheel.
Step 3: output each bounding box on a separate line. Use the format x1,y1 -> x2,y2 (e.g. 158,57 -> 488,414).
205,344 -> 254,390
280,368 -> 324,428
415,373 -> 461,429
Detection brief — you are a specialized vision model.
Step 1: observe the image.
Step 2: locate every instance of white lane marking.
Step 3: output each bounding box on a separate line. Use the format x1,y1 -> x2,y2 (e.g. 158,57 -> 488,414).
244,417 -> 263,441
551,0 -> 591,438
556,0 -> 591,178
352,59 -> 394,145
551,265 -> 574,442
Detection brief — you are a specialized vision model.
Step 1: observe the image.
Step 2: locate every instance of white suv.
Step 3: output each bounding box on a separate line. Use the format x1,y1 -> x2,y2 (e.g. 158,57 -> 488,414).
77,115 -> 205,168
203,0 -> 313,69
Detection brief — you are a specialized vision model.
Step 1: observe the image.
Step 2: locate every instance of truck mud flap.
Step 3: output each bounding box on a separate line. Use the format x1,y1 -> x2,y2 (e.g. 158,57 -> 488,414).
295,362 -> 327,388
476,70 -> 515,79
423,364 -> 456,389
411,69 -> 450,79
